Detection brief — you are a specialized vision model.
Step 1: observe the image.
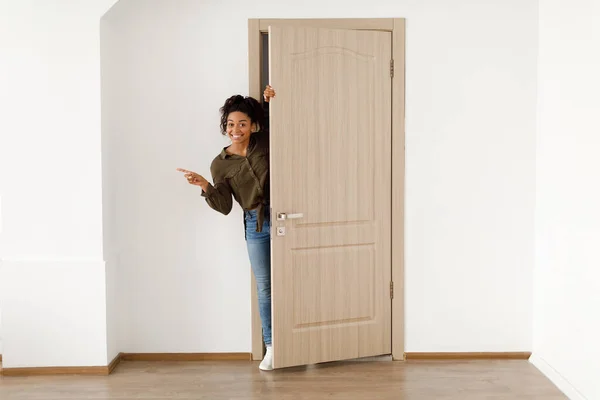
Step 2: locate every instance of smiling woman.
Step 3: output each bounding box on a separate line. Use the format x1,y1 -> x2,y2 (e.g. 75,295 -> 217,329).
176,86 -> 275,371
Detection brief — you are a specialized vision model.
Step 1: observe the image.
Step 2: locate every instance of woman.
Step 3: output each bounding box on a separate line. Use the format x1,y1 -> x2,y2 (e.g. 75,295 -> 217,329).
177,85 -> 276,371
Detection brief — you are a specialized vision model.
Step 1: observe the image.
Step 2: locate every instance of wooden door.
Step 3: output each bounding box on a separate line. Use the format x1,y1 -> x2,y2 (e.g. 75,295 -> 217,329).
268,25 -> 392,369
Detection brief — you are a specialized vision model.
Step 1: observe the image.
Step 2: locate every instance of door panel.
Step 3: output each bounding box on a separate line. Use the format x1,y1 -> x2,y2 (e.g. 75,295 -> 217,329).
269,25 -> 392,369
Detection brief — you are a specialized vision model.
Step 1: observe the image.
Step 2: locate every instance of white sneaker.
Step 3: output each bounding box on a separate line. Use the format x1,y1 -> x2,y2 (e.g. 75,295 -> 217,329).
259,346 -> 273,371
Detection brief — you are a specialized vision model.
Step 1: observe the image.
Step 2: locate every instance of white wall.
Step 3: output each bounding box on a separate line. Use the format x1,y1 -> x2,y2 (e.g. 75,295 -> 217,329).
0,0 -> 118,368
100,4 -> 123,363
102,0 -> 538,353
1,196 -> 3,357
531,0 -> 600,399
100,0 -> 255,352
0,307 -> 3,356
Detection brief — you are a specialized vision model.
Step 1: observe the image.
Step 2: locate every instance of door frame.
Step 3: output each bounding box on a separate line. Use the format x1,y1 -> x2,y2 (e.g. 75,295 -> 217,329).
247,17 -> 405,362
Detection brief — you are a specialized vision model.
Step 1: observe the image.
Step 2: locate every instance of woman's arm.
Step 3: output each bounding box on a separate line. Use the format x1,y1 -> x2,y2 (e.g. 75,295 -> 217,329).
201,163 -> 233,215
177,167 -> 233,215
201,178 -> 233,215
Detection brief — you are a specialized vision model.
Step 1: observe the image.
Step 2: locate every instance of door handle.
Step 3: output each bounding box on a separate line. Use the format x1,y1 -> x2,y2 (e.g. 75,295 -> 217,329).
277,212 -> 304,221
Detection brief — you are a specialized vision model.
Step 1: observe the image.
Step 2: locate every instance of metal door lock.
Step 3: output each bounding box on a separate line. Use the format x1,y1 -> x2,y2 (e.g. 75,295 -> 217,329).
276,227 -> 286,236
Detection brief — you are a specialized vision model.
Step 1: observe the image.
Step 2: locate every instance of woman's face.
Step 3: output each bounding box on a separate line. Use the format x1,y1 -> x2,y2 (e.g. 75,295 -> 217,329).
226,111 -> 256,145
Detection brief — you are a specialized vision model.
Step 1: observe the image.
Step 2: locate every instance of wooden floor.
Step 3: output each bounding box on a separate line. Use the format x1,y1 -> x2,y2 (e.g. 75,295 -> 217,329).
0,359 -> 565,399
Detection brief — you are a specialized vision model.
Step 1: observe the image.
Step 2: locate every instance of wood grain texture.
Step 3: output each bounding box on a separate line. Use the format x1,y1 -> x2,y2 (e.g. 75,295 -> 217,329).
247,17 -> 264,362
0,360 -> 566,399
260,18 -> 394,32
391,17 -> 406,361
249,17 -> 407,367
405,352 -> 532,360
120,353 -> 252,362
269,25 -> 392,369
248,19 -> 262,99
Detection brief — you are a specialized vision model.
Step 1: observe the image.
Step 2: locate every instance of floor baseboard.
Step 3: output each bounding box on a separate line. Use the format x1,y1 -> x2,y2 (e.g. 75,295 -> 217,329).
0,352 -> 251,376
1,353 -> 120,377
2,365 -> 112,376
3,352 -> 533,376
404,352 -> 532,360
108,352 -> 121,374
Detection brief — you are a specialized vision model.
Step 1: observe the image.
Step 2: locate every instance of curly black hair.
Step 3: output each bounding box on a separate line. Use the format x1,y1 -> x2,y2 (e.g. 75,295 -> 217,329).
219,95 -> 266,135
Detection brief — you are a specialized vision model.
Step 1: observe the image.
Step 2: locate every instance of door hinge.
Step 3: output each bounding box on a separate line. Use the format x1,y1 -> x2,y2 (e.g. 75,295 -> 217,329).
390,59 -> 394,78
390,281 -> 394,299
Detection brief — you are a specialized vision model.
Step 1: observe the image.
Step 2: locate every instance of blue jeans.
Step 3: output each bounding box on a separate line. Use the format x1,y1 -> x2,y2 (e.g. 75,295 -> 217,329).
244,207 -> 272,347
